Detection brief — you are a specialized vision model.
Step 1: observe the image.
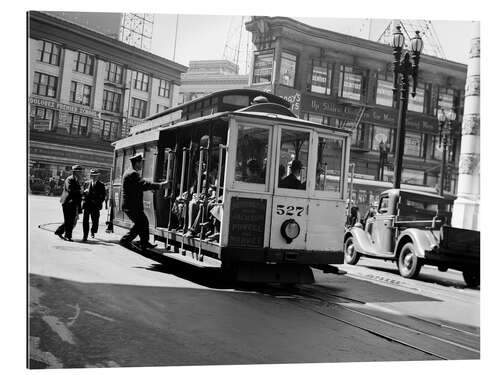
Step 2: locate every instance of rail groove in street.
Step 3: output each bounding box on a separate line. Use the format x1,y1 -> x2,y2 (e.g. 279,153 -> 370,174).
259,284 -> 480,361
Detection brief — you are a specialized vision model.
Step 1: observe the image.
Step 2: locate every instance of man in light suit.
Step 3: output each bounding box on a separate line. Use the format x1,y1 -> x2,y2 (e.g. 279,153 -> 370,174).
82,169 -> 106,241
55,165 -> 83,241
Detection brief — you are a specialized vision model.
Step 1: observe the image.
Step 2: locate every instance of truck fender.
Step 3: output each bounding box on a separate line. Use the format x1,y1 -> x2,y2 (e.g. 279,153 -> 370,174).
345,226 -> 373,254
396,228 -> 440,258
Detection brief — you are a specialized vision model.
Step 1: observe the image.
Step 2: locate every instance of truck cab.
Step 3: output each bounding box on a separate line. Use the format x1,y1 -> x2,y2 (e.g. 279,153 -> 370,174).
344,189 -> 480,288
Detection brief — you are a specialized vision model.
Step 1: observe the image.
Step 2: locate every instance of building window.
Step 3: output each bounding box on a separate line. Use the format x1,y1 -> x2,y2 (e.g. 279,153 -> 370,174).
252,50 -> 274,84
102,120 -> 118,141
105,62 -> 123,84
371,126 -> 393,152
310,60 -> 333,95
69,114 -> 91,136
436,87 -> 457,114
132,71 -> 150,91
279,52 -> 297,87
408,83 -> 426,112
39,41 -> 61,66
338,65 -> 365,101
70,81 -> 92,106
404,132 -> 423,157
30,106 -> 56,131
102,90 -> 122,112
158,79 -> 171,98
351,123 -> 372,149
131,98 -> 148,118
74,51 -> 94,75
402,168 -> 425,185
430,135 -> 443,161
376,78 -> 394,107
32,72 -> 58,98
156,104 -> 168,113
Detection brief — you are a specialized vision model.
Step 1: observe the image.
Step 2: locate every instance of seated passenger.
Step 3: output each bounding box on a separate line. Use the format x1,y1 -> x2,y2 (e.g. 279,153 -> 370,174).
279,160 -> 305,190
244,159 -> 263,184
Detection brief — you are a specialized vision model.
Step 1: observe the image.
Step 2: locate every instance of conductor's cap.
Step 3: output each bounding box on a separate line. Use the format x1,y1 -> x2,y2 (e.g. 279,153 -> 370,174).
130,153 -> 143,162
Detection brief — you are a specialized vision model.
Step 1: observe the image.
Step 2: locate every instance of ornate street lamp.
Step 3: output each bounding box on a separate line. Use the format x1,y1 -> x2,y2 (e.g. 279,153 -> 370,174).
437,108 -> 457,196
391,26 -> 424,189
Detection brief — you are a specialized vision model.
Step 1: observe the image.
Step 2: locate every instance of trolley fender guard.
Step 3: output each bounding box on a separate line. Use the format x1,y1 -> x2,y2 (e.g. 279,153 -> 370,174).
396,228 -> 440,258
345,226 -> 378,254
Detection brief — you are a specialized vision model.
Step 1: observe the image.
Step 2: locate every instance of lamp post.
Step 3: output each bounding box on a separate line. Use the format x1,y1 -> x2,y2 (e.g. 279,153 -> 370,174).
437,108 -> 457,196
391,26 -> 424,188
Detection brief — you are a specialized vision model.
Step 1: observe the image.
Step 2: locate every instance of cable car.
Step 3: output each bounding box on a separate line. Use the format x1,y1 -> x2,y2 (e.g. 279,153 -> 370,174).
110,89 -> 351,283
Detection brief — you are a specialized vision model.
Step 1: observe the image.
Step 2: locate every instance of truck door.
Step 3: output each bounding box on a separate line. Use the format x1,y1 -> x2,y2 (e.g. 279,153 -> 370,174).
371,194 -> 394,253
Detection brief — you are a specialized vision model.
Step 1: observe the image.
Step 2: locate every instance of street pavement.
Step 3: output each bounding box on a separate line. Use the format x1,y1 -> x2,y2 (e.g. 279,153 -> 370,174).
28,194 -> 480,368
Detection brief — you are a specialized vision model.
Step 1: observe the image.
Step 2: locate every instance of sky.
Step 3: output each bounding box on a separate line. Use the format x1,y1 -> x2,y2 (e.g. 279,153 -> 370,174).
151,14 -> 476,73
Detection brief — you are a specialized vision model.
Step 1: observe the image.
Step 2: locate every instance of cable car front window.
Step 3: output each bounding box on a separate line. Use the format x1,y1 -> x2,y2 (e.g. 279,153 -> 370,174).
316,137 -> 344,193
278,129 -> 309,190
235,125 -> 269,184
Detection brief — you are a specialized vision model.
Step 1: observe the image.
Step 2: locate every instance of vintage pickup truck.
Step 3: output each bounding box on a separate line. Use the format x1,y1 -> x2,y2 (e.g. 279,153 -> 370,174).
344,189 -> 480,288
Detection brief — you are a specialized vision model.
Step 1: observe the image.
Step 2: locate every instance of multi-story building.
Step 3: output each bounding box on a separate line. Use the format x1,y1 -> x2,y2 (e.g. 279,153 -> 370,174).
179,60 -> 248,104
28,11 -> 187,183
246,16 -> 467,212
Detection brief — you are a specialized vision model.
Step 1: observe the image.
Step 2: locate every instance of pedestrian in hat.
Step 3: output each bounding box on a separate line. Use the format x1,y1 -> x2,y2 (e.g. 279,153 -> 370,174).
81,168 -> 106,241
55,165 -> 83,241
120,153 -> 169,250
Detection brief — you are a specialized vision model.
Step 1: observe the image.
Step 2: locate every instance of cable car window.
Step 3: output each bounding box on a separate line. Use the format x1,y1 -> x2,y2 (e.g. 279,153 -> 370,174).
235,125 -> 269,184
316,137 -> 344,193
278,129 -> 309,190
114,151 -> 123,183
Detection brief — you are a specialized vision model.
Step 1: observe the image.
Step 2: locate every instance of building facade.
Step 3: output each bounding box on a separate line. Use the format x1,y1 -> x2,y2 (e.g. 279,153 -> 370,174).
246,17 -> 467,212
179,60 -> 248,104
28,11 -> 186,184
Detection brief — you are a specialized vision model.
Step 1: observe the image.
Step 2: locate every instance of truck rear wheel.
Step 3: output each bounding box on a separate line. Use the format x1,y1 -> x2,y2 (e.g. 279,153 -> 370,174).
397,242 -> 422,279
462,268 -> 480,288
344,237 -> 360,265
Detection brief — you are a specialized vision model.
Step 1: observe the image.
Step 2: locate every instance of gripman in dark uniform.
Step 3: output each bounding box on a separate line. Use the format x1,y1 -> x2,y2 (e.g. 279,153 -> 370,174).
120,153 -> 168,250
82,168 -> 106,241
55,165 -> 83,241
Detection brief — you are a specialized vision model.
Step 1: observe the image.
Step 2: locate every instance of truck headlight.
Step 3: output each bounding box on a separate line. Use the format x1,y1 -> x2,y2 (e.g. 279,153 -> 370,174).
281,219 -> 300,243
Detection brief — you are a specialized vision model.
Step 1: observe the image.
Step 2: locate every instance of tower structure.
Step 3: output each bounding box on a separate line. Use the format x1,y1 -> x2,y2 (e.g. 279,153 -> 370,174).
223,16 -> 253,74
119,13 -> 154,51
377,19 -> 446,59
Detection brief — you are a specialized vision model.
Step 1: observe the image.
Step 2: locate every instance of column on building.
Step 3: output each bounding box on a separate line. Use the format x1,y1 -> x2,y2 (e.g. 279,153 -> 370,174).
452,22 -> 480,230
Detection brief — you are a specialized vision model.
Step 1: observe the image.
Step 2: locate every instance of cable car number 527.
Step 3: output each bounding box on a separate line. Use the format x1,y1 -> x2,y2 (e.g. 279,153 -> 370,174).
276,205 -> 305,217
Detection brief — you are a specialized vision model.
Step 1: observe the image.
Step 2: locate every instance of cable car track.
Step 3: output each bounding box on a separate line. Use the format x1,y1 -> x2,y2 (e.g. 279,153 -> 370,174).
257,284 -> 479,361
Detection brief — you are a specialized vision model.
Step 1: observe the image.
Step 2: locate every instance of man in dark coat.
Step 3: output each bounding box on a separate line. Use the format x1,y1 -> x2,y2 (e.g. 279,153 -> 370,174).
55,165 -> 83,241
120,153 -> 168,250
81,169 -> 106,241
279,159 -> 305,190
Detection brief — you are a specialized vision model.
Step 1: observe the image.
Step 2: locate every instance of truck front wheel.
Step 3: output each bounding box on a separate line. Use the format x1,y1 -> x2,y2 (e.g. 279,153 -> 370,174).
397,242 -> 422,279
462,268 -> 480,288
344,237 -> 360,265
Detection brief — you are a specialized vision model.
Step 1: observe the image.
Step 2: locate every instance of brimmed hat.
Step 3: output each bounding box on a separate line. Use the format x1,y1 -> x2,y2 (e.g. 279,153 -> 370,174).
130,153 -> 143,162
72,165 -> 83,172
90,168 -> 100,176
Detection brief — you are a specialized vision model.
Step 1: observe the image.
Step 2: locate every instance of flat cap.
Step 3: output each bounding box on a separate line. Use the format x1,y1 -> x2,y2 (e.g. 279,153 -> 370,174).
72,165 -> 83,171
